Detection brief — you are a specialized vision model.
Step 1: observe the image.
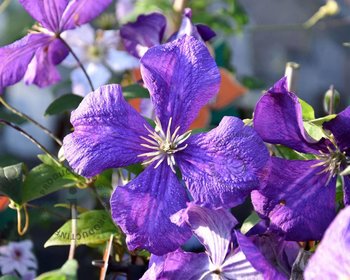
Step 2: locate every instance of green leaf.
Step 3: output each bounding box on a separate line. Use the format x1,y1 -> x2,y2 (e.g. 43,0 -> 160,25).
274,145 -> 315,160
125,164 -> 144,175
22,164 -> 78,204
0,109 -> 27,124
122,84 -> 150,99
303,122 -> 327,142
309,114 -> 337,126
299,98 -> 315,121
241,211 -> 260,234
0,275 -> 21,280
45,94 -> 83,116
44,210 -> 120,247
35,259 -> 78,280
0,163 -> 23,204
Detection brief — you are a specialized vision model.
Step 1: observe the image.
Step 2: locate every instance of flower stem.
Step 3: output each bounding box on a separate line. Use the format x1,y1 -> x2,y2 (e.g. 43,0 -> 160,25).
0,120 -> 61,166
59,37 -> 95,92
0,96 -> 62,146
68,203 -> 77,260
284,62 -> 300,92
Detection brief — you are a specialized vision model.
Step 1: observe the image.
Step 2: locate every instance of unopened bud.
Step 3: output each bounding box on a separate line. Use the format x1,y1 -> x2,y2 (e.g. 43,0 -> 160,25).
323,85 -> 340,115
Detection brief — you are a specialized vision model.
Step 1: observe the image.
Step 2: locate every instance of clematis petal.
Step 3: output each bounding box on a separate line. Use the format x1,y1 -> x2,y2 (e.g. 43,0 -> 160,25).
110,162 -> 191,255
177,116 -> 269,208
60,0 -> 112,31
195,24 -> 216,41
323,106 -> 350,152
19,0 -> 68,31
0,34 -> 50,93
120,13 -> 166,58
251,157 -> 336,241
63,84 -> 151,177
141,250 -> 210,280
253,77 -> 326,154
172,203 -> 238,266
141,35 -> 220,134
304,206 -> 350,279
24,38 -> 67,87
235,231 -> 286,280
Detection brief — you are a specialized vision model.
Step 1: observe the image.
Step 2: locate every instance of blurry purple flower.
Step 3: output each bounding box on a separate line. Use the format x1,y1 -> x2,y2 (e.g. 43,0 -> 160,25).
252,77 -> 350,241
0,240 -> 37,278
63,35 -> 268,255
304,206 -> 350,279
141,203 -> 286,280
0,0 -> 112,93
62,24 -> 139,96
120,8 -> 215,58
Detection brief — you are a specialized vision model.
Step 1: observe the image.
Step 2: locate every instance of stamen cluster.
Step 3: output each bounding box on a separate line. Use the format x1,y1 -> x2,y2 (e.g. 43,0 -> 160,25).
138,117 -> 192,173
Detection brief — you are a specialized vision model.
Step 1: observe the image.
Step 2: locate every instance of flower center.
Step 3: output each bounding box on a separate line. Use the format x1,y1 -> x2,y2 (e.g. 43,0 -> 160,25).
313,144 -> 348,183
138,117 -> 191,173
87,45 -> 104,60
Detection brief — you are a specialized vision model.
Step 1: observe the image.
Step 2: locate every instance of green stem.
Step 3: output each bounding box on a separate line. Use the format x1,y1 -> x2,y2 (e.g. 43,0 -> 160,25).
59,37 -> 95,92
0,96 -> 62,146
0,120 -> 61,165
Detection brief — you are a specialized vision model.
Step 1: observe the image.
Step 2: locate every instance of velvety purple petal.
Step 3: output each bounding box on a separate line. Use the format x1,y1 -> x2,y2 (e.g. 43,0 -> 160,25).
50,38 -> 69,64
253,77 -> 326,154
251,157 -> 336,241
110,162 -> 191,255
141,250 -> 210,280
344,176 -> 350,205
63,84 -> 151,177
235,231 -> 286,279
196,24 -> 216,41
172,203 -> 238,266
251,233 -> 299,277
177,116 -> 269,208
141,35 -> 220,134
60,0 -> 112,30
23,38 -> 66,87
19,0 -> 68,31
323,106 -> 350,152
0,34 -> 50,92
304,206 -> 350,279
120,13 -> 166,58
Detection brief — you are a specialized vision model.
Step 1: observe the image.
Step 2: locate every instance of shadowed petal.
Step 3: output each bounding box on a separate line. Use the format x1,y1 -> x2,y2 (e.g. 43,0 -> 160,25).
196,24 -> 216,41
23,38 -> 68,87
141,250 -> 210,280
177,117 -> 269,208
0,34 -> 50,93
253,77 -> 326,154
323,106 -> 350,152
172,203 -> 238,266
304,206 -> 350,279
252,157 -> 336,241
63,84 -> 151,177
235,231 -> 286,279
141,35 -> 220,134
19,0 -> 68,31
120,13 -> 166,58
110,162 -> 191,255
60,0 -> 112,30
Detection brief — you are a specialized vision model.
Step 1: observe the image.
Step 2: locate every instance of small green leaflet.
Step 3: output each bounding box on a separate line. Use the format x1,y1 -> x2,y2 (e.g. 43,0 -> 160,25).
122,84 -> 150,99
241,211 -> 260,234
0,163 -> 23,205
35,259 -> 78,280
45,94 -> 83,116
45,210 -> 120,247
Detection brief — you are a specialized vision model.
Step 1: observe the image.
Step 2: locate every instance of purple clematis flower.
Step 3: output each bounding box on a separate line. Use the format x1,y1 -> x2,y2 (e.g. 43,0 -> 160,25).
141,203 -> 287,280
252,77 -> 350,241
63,35 -> 269,255
304,206 -> 350,279
120,8 -> 215,58
0,0 -> 112,93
